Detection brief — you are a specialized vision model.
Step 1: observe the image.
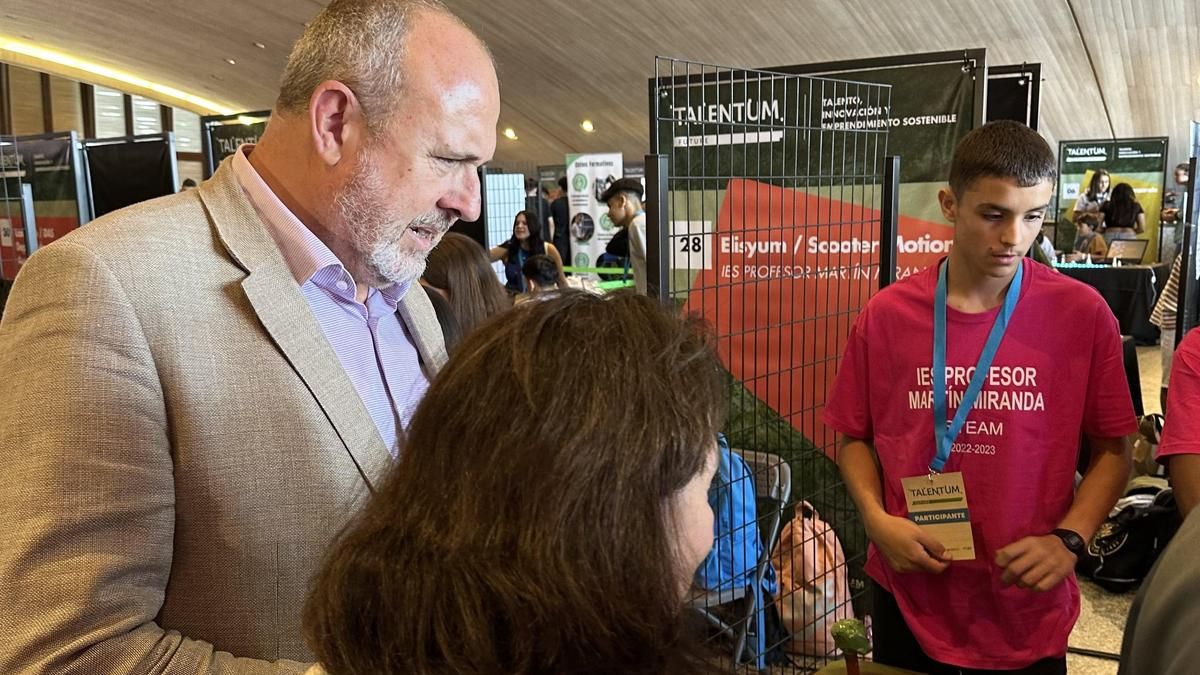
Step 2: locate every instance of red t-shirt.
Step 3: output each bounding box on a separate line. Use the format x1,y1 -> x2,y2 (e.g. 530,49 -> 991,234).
1159,328 -> 1200,461
824,258 -> 1136,669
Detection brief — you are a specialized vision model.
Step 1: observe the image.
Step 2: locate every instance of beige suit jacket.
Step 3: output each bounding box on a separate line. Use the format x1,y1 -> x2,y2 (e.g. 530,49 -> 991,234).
0,161 -> 446,674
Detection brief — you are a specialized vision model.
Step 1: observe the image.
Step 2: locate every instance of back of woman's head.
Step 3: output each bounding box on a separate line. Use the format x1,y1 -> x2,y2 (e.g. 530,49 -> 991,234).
422,232 -> 510,335
304,291 -> 725,674
1111,182 -> 1136,205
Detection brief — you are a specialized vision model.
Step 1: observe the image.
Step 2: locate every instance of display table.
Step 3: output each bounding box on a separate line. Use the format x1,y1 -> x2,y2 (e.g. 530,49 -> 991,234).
1056,262 -> 1170,345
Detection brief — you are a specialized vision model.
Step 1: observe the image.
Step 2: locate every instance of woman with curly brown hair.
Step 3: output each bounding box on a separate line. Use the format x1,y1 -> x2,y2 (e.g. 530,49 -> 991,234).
303,291 -> 725,674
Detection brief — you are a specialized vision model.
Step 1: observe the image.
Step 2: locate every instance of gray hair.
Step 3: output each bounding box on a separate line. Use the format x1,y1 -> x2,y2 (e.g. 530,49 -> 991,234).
276,0 -> 459,136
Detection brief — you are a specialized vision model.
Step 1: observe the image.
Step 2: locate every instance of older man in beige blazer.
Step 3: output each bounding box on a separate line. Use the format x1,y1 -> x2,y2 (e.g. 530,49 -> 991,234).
0,1 -> 499,673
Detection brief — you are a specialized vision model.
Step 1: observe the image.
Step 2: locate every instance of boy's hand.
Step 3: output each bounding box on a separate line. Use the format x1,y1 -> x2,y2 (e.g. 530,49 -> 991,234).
866,512 -> 952,574
995,535 -> 1076,592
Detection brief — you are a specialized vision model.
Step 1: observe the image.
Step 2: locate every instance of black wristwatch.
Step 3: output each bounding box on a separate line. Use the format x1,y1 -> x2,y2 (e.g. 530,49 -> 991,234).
1051,528 -> 1086,557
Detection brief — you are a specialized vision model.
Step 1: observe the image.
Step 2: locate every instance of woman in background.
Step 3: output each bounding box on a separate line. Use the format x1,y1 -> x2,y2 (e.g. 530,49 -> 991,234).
1073,169 -> 1111,227
1100,182 -> 1145,243
304,292 -> 724,675
422,232 -> 510,338
490,210 -> 567,294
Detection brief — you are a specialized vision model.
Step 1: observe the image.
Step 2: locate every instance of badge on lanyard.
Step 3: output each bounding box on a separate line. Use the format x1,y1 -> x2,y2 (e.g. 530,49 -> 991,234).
903,260 -> 1023,562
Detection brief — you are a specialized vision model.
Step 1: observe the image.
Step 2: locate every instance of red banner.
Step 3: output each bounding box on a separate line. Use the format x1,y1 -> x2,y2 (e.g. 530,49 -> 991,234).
685,178 -> 950,452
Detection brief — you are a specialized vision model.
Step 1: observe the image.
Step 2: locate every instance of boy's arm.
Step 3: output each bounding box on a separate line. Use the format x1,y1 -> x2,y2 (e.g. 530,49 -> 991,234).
838,436 -> 950,575
996,435 -> 1130,592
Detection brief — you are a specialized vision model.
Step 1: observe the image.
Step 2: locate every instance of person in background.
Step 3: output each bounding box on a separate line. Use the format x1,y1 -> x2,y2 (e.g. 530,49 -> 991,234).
422,232 -> 510,337
1072,169 -> 1110,229
1161,163 -> 1191,248
1150,254 -> 1182,411
1122,327 -> 1200,673
516,253 -> 560,303
600,177 -> 648,295
551,175 -> 572,269
179,177 -> 198,191
1118,505 -> 1200,675
1036,230 -> 1056,262
826,121 -> 1132,674
490,209 -> 567,294
525,176 -> 550,234
1153,327 -> 1200,517
0,1 -> 497,671
302,291 -> 724,675
1067,217 -> 1108,261
1099,182 -> 1145,243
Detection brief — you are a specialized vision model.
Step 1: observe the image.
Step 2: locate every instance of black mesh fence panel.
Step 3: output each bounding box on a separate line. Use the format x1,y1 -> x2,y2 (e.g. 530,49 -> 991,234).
650,57 -> 894,673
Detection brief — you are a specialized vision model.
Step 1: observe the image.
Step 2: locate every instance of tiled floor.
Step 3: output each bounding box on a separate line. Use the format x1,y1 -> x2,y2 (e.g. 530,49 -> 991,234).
1067,579 -> 1134,674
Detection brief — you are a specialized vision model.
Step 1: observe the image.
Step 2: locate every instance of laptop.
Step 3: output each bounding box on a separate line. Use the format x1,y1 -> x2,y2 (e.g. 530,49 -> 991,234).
1106,239 -> 1148,265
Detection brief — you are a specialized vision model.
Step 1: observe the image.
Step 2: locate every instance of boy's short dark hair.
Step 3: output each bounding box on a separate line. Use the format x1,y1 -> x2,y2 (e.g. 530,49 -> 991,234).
522,254 -> 559,288
948,120 -> 1057,196
557,176 -> 568,192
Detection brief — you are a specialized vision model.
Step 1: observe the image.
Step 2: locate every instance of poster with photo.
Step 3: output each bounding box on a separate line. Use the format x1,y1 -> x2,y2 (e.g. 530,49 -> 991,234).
564,152 -> 623,269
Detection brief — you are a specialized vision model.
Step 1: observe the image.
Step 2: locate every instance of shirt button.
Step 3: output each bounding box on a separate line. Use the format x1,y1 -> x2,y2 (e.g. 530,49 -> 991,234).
336,280 -> 349,292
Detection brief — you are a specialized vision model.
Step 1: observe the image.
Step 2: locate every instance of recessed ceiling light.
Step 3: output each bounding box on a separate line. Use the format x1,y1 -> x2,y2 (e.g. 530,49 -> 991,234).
253,42 -> 266,49
503,127 -> 518,141
225,58 -> 237,65
580,119 -> 595,133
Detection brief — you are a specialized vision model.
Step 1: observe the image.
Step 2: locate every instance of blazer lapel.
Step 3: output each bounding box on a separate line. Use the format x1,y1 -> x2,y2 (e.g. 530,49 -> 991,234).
397,283 -> 448,376
197,159 -> 391,490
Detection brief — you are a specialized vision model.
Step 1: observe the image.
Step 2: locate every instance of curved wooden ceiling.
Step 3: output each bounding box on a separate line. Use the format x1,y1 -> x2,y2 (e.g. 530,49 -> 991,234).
2,0 -> 1198,168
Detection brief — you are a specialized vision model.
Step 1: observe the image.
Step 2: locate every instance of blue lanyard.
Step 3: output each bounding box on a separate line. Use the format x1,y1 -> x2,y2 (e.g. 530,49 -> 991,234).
930,260 -> 1023,473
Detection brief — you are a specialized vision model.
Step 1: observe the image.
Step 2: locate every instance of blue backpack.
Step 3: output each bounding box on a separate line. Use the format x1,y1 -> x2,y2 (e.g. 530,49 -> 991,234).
696,435 -> 777,595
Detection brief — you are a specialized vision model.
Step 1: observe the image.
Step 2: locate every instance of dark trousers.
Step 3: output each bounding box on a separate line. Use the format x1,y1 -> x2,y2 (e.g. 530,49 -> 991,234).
871,583 -> 1066,675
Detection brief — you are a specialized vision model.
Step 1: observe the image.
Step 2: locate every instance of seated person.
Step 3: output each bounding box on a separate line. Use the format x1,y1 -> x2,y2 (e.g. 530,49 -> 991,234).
490,210 -> 568,294
303,291 -> 724,675
1066,218 -> 1109,261
515,253 -> 560,304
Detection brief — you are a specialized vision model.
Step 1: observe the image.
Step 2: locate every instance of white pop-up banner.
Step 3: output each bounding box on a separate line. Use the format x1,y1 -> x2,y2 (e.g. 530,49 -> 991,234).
564,152 -> 623,269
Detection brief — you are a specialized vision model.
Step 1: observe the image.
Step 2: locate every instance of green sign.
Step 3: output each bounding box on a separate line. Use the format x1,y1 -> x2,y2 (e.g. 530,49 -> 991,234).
1058,137 -> 1169,261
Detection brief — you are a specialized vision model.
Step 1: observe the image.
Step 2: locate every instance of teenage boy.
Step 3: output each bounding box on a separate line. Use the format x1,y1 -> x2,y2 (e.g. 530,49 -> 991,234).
825,121 -> 1134,674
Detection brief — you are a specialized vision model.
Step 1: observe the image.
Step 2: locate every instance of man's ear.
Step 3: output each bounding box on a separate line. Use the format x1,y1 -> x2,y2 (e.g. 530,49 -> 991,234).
937,186 -> 958,224
308,80 -> 364,167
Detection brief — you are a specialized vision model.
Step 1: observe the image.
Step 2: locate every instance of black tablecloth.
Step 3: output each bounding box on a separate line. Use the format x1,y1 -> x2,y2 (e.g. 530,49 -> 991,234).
1123,335 -> 1144,418
1058,263 -> 1170,345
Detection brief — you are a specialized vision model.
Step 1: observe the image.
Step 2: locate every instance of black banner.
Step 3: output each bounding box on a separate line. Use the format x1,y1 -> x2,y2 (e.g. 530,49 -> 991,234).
986,64 -> 1041,130
86,138 -> 175,218
202,111 -> 270,177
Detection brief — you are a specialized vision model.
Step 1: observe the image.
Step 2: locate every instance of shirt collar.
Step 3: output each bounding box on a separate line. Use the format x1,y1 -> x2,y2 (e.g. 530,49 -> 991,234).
231,144 -> 406,303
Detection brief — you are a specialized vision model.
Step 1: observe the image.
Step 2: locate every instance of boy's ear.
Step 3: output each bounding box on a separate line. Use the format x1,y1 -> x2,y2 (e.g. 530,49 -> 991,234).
937,186 -> 958,224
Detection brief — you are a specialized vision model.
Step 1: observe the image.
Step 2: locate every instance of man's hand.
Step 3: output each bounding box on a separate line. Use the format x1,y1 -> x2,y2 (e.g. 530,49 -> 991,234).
866,512 -> 952,574
995,535 -> 1076,592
